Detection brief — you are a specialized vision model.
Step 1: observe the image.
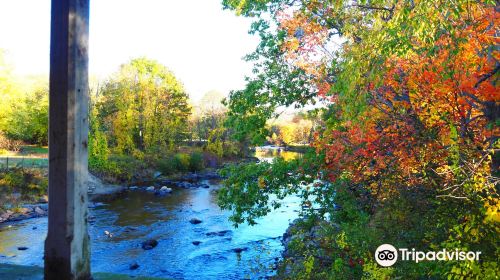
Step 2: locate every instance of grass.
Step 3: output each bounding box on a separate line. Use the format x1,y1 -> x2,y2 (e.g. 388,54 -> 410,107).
19,145 -> 48,155
0,145 -> 48,169
0,157 -> 48,169
0,263 -> 169,280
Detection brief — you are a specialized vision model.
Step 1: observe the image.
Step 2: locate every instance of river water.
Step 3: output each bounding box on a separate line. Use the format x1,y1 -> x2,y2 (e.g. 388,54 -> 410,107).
0,149 -> 300,279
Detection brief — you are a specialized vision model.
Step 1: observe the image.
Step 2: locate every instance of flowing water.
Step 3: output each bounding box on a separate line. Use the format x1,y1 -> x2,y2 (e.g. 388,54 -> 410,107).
0,149 -> 300,279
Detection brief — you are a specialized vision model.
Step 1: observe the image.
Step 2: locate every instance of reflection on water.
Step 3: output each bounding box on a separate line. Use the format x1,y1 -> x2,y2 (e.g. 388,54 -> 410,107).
0,149 -> 300,279
254,146 -> 301,162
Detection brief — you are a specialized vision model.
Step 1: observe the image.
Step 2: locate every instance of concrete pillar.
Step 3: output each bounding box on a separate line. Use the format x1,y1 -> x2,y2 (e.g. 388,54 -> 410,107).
44,0 -> 90,279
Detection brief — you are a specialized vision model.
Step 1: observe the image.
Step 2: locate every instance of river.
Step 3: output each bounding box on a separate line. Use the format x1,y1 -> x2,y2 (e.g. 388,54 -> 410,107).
0,149 -> 300,279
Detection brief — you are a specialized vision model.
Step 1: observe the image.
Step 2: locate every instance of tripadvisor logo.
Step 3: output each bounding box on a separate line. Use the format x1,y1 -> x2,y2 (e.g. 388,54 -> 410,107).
375,244 -> 398,267
375,244 -> 481,267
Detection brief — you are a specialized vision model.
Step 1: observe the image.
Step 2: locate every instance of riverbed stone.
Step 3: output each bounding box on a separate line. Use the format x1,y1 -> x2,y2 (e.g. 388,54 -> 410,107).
34,206 -> 45,216
0,210 -> 13,221
160,186 -> 172,192
232,247 -> 248,253
155,186 -> 173,197
129,262 -> 139,270
17,247 -> 28,251
146,186 -> 155,192
141,239 -> 158,250
189,218 -> 203,224
176,181 -> 195,189
192,241 -> 201,246
206,229 -> 232,237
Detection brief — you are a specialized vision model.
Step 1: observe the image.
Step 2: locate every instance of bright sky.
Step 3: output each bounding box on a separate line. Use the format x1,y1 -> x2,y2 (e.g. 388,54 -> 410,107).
0,0 -> 259,101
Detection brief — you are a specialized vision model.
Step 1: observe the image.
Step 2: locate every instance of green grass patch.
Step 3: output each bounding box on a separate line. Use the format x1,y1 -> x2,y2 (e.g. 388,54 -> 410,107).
0,264 -> 170,280
20,145 -> 48,155
0,157 -> 48,169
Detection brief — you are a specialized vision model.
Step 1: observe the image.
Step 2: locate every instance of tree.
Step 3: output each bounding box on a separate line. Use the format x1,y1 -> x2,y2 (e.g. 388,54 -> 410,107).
219,0 -> 499,278
6,89 -> 49,145
97,58 -> 191,154
191,90 -> 227,141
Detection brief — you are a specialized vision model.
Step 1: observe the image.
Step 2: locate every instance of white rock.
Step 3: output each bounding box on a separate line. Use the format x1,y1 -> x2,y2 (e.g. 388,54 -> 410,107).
34,206 -> 45,215
160,186 -> 172,193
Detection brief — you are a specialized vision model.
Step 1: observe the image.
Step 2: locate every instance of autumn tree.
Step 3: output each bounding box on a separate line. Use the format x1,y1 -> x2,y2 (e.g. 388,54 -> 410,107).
97,58 -> 190,154
219,0 -> 499,278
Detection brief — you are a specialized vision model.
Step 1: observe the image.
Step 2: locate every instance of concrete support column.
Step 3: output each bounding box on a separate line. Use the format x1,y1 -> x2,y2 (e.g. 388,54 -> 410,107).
44,0 -> 90,279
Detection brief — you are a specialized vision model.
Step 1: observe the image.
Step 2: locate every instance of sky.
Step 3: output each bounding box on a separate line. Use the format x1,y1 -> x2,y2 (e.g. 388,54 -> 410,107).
0,0 -> 259,101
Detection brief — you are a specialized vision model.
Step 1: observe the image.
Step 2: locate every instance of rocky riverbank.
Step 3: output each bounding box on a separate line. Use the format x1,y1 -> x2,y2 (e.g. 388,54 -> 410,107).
274,217 -> 340,279
0,203 -> 48,223
124,169 -> 223,199
0,169 -> 224,224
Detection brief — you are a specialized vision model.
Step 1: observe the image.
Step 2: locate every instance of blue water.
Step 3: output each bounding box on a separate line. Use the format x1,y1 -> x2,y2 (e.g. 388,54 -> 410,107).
0,151 -> 301,279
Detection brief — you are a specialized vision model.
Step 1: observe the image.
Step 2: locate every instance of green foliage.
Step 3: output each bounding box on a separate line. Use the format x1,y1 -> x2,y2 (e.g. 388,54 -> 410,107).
156,156 -> 177,175
88,107 -> 109,172
189,151 -> 204,172
220,0 -> 499,279
156,152 -> 204,175
173,153 -> 191,173
0,168 -> 47,199
0,51 -> 48,147
206,128 -> 224,158
97,57 -> 191,154
218,151 -> 320,225
3,89 -> 48,145
97,154 -> 147,183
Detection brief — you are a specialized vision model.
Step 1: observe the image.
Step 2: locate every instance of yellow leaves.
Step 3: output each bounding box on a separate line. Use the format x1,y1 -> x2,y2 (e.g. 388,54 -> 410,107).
235,0 -> 247,16
484,198 -> 500,224
258,176 -> 266,189
282,38 -> 300,53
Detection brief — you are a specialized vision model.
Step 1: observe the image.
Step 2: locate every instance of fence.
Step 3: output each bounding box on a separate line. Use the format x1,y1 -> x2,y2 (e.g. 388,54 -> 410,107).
0,156 -> 49,170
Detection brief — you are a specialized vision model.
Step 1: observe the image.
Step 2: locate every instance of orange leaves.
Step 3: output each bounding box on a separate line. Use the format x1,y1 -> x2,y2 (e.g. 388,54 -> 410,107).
317,81 -> 332,97
277,10 -> 331,79
276,2 -> 498,196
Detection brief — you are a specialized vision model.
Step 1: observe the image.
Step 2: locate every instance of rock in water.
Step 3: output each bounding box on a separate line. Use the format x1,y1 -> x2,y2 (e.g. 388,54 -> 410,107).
192,241 -> 201,246
155,186 -> 173,197
141,239 -> 158,250
160,186 -> 172,193
206,230 -> 232,237
17,247 -> 28,251
34,207 -> 45,216
129,262 -> 139,270
232,247 -> 248,253
189,218 -> 202,224
146,186 -> 155,192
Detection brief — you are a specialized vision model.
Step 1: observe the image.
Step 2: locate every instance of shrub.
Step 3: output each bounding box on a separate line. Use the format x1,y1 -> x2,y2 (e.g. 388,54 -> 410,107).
100,154 -> 146,183
157,156 -> 177,175
189,151 -> 204,172
0,168 -> 47,199
0,132 -> 22,152
222,142 -> 240,158
173,153 -> 190,172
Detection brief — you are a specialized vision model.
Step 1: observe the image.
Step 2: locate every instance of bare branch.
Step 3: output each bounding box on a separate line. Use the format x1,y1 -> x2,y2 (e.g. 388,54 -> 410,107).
474,64 -> 499,89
